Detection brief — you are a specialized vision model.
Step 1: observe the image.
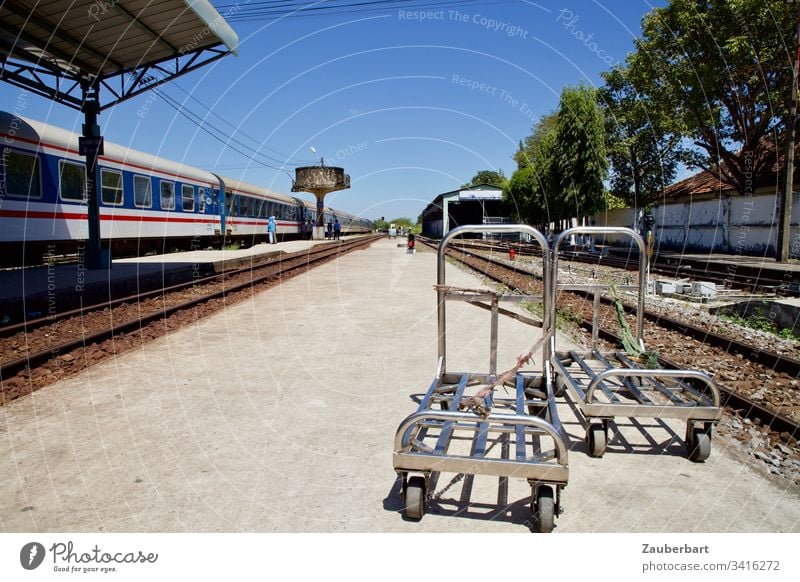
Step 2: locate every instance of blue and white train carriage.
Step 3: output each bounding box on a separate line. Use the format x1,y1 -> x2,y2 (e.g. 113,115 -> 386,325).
0,111 -> 370,265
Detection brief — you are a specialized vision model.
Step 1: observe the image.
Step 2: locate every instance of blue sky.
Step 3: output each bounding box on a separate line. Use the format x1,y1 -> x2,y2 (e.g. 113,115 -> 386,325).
2,0 -> 666,222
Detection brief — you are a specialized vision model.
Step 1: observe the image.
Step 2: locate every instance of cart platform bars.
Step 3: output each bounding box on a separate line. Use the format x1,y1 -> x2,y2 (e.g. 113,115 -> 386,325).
549,227 -> 722,461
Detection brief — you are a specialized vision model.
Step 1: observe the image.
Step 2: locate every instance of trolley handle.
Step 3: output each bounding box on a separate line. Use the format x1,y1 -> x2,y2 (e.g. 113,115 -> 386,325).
437,225 -> 552,374
585,368 -> 721,407
395,409 -> 569,466
551,226 -> 647,344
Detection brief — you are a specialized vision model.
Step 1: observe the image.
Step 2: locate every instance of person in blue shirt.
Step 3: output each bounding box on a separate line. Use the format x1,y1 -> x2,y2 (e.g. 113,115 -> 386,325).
267,215 -> 277,244
333,218 -> 341,240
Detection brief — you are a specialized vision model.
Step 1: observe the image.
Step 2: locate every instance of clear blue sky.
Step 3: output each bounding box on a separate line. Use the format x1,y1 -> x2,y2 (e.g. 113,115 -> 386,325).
2,0 -> 666,222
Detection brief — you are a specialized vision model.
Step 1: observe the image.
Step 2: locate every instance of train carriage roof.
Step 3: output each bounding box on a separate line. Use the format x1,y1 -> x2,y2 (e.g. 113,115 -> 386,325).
1,111 -> 215,185
214,175 -> 296,204
1,110 -> 369,223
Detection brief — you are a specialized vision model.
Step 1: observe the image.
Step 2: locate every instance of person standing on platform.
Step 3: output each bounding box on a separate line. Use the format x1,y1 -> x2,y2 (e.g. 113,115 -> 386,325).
333,218 -> 341,240
327,220 -> 333,240
267,215 -> 277,244
307,219 -> 314,240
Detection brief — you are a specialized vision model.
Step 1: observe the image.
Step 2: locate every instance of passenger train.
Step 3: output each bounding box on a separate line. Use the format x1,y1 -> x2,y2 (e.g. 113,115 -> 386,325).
0,111 -> 371,265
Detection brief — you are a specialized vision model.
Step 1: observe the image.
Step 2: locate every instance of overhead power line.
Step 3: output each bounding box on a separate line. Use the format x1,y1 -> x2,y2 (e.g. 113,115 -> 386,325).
214,0 -> 510,22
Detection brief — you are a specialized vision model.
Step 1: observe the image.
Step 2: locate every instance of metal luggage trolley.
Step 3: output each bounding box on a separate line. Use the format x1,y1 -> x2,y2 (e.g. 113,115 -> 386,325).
393,225 -> 569,533
549,227 -> 722,461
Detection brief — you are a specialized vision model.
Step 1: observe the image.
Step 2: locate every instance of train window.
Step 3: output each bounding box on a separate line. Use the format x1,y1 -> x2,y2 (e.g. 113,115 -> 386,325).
256,200 -> 265,218
3,149 -> 41,199
133,175 -> 152,207
226,193 -> 235,215
182,184 -> 195,212
100,169 -> 123,205
59,160 -> 87,202
160,181 -> 175,210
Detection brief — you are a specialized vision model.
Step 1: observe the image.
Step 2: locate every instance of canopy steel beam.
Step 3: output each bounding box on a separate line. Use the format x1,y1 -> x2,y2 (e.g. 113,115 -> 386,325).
0,46 -> 230,111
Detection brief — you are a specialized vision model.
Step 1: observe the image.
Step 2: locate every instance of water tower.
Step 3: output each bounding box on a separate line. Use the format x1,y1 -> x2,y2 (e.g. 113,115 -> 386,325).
291,160 -> 351,239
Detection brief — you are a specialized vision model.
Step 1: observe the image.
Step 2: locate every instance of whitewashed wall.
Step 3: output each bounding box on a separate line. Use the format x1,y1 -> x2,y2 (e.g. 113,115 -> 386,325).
591,192 -> 800,258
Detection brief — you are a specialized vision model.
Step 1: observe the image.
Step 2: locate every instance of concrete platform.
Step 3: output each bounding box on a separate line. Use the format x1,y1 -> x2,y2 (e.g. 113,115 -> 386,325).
0,237 -> 343,325
0,238 -> 798,533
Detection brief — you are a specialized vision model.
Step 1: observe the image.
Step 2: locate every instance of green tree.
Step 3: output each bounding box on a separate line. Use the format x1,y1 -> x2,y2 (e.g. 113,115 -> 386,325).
598,66 -> 684,209
513,112 -> 558,169
464,169 -> 507,188
553,84 -> 609,218
627,0 -> 795,192
391,217 -> 414,229
505,115 -> 560,225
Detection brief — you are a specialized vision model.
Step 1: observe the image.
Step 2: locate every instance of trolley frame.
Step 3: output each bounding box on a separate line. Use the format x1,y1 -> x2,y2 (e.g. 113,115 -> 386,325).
549,227 -> 722,461
393,225 -> 568,533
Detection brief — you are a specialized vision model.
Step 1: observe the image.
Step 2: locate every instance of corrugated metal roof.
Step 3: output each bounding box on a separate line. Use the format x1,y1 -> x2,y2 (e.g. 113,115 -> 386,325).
0,0 -> 237,78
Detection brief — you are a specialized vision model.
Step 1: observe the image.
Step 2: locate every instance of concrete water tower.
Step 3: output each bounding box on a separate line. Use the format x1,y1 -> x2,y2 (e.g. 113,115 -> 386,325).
291,159 -> 351,239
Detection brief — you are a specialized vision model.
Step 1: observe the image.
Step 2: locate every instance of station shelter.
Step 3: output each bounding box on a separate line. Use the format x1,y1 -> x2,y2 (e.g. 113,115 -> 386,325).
420,184 -> 510,238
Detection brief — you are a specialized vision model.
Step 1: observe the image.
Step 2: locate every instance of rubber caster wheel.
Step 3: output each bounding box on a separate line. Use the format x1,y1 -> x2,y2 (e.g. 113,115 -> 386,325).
587,424 -> 607,458
534,486 -> 555,533
687,429 -> 711,462
404,476 -> 426,520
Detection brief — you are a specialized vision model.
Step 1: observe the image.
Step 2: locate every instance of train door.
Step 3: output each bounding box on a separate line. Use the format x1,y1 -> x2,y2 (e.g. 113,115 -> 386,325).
211,173 -> 227,235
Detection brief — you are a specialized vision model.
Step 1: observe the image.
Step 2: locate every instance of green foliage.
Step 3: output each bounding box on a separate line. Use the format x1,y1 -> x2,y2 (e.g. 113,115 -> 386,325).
465,169 -> 507,188
553,84 -> 609,218
603,191 -> 628,210
507,87 -> 609,224
391,217 -> 414,228
373,219 -> 389,231
626,0 -> 795,194
514,112 -> 558,169
719,310 -> 798,340
598,66 -> 684,207
506,113 -> 560,225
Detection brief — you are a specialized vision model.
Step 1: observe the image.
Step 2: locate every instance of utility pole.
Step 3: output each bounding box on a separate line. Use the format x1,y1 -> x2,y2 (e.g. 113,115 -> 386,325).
777,5 -> 800,262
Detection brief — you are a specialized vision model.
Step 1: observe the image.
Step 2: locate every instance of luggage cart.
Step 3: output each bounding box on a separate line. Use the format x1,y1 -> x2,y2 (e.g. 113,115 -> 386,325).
393,225 -> 569,533
549,227 -> 722,461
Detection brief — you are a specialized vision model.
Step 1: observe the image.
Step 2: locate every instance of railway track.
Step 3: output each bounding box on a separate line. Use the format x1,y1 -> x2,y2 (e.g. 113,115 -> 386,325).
420,237 -> 800,439
445,238 -> 797,294
0,235 -> 382,404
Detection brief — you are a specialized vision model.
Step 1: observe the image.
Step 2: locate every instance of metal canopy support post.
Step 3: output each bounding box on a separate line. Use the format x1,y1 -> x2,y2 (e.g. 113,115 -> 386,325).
80,81 -> 107,270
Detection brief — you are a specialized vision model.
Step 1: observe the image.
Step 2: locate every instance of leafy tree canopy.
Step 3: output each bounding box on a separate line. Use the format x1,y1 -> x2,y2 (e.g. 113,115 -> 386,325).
626,0 -> 795,192
464,169 -> 507,188
552,84 -> 609,217
598,66 -> 684,207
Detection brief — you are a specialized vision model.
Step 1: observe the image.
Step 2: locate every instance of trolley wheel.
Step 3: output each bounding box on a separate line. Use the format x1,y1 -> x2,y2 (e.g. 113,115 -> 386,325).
687,428 -> 711,462
404,476 -> 427,521
587,423 -> 607,458
534,486 -> 555,533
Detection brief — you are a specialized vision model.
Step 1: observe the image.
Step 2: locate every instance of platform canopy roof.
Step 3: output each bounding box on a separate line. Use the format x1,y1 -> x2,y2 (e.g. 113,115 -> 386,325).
0,0 -> 238,110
